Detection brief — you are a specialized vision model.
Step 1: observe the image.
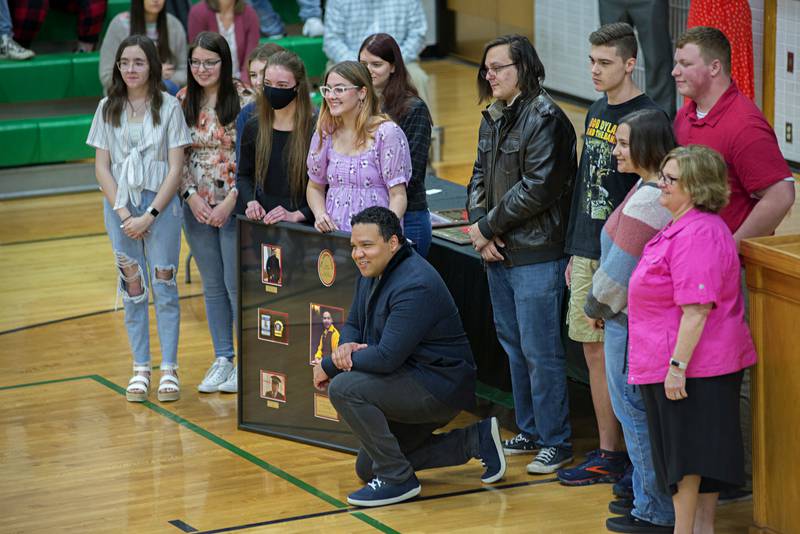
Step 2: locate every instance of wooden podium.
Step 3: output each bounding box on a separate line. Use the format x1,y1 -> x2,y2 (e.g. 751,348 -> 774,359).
741,235 -> 800,534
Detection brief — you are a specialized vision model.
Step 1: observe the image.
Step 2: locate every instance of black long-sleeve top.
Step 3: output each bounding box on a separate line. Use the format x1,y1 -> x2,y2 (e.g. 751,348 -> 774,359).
391,96 -> 432,212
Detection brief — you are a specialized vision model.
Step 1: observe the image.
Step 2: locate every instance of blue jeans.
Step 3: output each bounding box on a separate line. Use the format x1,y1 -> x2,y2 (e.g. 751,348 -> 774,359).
1,0 -> 12,36
403,209 -> 432,258
605,315 -> 674,526
104,191 -> 182,367
182,203 -> 237,360
486,258 -> 571,448
246,0 -> 321,36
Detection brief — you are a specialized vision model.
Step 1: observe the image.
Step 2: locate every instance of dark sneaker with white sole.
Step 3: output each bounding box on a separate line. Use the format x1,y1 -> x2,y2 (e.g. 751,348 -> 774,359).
347,474 -> 421,507
502,432 -> 537,455
476,417 -> 506,483
526,446 -> 574,474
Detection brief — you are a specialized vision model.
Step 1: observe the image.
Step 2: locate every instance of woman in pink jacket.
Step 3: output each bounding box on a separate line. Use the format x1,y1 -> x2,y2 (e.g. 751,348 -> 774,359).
188,0 -> 259,80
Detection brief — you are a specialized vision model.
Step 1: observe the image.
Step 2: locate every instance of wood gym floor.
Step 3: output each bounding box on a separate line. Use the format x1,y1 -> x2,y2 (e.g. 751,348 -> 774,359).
3,58 -> 793,533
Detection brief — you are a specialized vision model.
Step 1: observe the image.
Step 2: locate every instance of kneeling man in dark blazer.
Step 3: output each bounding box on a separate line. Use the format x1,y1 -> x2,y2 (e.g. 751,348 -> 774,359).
312,207 -> 506,507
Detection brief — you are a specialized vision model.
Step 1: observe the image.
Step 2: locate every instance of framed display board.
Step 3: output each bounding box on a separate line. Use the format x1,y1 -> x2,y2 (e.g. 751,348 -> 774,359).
237,217 -> 360,453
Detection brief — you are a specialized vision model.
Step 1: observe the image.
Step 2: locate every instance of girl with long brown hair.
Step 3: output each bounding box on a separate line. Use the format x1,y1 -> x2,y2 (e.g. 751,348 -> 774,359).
306,61 -> 411,233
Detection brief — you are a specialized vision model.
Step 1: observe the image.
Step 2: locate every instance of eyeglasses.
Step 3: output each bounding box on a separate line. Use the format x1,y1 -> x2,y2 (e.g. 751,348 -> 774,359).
117,60 -> 148,71
480,62 -> 516,78
319,85 -> 360,97
658,172 -> 679,185
189,59 -> 222,70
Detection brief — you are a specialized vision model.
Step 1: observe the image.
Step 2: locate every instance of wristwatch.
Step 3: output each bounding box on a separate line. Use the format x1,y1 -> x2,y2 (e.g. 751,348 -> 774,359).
669,358 -> 688,370
146,206 -> 160,218
182,187 -> 196,200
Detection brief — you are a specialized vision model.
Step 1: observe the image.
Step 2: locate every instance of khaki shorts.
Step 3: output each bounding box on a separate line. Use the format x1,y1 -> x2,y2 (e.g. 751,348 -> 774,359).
567,256 -> 604,343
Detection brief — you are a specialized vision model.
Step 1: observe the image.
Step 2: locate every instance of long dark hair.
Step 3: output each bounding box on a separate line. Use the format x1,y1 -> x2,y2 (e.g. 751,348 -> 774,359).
129,0 -> 173,64
358,33 -> 419,121
477,34 -> 545,103
183,32 -> 240,128
103,35 -> 164,127
255,51 -> 313,204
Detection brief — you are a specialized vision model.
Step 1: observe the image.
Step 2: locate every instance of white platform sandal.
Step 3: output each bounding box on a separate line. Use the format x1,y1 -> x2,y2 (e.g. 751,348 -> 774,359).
126,365 -> 151,402
158,364 -> 180,402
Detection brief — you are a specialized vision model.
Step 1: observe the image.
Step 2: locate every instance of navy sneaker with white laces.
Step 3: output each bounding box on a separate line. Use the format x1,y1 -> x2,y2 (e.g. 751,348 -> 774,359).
476,417 -> 506,483
502,432 -> 537,455
526,445 -> 574,474
347,474 -> 421,507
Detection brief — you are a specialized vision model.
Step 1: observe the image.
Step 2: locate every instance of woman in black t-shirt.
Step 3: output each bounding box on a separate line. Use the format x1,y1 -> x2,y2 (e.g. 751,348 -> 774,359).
237,50 -> 314,224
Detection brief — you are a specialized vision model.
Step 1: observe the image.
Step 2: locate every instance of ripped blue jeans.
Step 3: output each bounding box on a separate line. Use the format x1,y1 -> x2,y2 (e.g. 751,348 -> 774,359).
103,191 -> 182,367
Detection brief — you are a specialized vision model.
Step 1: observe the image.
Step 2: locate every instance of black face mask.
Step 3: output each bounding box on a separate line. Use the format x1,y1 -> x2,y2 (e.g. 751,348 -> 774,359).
264,85 -> 297,110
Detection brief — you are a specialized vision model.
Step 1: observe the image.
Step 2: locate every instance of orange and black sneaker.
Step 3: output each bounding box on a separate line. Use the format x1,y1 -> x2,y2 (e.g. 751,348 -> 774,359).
556,448 -> 629,486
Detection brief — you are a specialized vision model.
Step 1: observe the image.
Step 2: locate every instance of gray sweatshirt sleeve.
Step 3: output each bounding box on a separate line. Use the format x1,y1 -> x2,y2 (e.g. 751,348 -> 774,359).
98,15 -> 128,92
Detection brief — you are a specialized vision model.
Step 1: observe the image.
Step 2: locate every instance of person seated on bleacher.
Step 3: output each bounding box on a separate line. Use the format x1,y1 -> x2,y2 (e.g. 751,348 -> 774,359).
247,0 -> 322,39
322,0 -> 430,105
1,0 -> 34,59
9,0 -> 106,52
306,61 -> 410,234
178,31 -> 250,395
359,33 -> 432,257
237,50 -> 314,225
188,0 -> 258,80
86,34 -> 192,403
99,0 -> 187,95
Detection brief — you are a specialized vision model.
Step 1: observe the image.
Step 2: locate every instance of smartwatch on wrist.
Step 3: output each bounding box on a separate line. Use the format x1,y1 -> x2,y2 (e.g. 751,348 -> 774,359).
669,358 -> 688,371
146,206 -> 160,218
182,187 -> 196,200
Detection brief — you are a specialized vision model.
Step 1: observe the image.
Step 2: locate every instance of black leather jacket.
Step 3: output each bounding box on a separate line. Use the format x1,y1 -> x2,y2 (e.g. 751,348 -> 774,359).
467,89 -> 577,267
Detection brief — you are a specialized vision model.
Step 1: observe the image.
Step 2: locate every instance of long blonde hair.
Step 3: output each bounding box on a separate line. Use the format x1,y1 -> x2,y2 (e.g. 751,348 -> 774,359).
315,61 -> 389,151
254,51 -> 314,205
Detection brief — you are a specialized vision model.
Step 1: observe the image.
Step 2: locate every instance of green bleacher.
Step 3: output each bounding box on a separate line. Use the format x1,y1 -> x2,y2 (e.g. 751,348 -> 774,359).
0,1 -> 326,168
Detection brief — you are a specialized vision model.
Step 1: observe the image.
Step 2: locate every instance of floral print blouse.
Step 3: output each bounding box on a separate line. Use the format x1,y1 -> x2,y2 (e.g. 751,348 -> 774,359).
307,120 -> 412,232
179,89 -> 252,206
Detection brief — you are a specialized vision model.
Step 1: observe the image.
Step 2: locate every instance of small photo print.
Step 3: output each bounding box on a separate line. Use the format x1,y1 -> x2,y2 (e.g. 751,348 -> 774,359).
258,308 -> 289,345
309,303 -> 345,365
314,393 -> 339,422
262,244 -> 283,287
260,370 -> 287,403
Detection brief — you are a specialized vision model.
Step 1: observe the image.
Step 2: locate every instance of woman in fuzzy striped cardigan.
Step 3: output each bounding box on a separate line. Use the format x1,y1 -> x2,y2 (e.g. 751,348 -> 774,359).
584,108 -> 677,532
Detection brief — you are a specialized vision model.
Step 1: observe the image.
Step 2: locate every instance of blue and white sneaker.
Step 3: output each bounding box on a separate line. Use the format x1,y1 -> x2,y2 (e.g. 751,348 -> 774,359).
526,446 -> 574,474
502,432 -> 537,455
476,417 -> 506,483
347,474 -> 421,507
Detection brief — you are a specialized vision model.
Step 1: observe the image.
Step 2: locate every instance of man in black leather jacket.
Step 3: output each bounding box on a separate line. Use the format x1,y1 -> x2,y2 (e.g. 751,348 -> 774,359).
466,34 -> 577,475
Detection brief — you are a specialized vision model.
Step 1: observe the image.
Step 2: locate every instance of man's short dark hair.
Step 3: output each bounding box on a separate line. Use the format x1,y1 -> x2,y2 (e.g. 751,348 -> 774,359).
477,34 -> 545,103
676,26 -> 732,75
589,22 -> 637,60
350,207 -> 406,243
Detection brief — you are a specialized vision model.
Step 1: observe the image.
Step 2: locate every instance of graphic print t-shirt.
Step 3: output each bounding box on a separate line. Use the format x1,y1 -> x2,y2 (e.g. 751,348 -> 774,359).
565,94 -> 662,259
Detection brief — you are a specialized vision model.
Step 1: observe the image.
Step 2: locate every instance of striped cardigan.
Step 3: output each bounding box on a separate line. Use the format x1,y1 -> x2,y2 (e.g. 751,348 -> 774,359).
584,180 -> 671,320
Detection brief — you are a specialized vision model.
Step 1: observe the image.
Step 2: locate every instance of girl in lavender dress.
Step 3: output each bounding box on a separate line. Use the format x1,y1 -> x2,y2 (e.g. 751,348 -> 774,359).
306,60 -> 411,233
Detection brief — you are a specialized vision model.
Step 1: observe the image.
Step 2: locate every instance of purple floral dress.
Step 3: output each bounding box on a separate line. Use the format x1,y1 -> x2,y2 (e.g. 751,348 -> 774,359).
307,120 -> 412,232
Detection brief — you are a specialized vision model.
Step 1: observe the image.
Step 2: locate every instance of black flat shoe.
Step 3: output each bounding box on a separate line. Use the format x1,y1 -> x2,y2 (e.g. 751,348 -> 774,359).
606,513 -> 673,533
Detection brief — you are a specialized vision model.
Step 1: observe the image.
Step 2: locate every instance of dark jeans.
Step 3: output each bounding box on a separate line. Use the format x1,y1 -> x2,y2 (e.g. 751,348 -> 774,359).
328,369 -> 478,484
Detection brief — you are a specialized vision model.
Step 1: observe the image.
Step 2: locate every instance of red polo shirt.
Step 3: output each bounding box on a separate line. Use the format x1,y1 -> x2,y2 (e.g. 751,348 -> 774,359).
674,81 -> 791,232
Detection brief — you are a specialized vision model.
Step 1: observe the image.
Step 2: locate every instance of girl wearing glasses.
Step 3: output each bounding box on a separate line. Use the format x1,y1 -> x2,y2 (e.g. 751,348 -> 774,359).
86,35 -> 192,403
307,61 -> 411,233
237,50 -> 315,226
359,33 -> 433,257
178,31 -> 250,394
99,0 -> 187,95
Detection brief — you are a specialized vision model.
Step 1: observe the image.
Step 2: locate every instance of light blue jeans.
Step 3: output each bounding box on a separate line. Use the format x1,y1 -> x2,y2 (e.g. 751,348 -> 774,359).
403,209 -> 432,258
104,191 -> 182,367
605,315 -> 674,526
247,0 -> 321,36
182,203 -> 237,360
1,0 -> 12,36
486,258 -> 571,448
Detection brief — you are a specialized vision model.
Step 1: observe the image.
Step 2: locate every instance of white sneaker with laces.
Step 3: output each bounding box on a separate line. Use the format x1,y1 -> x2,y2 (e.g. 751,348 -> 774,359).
218,365 -> 238,393
0,34 -> 35,60
302,17 -> 324,37
198,357 -> 234,393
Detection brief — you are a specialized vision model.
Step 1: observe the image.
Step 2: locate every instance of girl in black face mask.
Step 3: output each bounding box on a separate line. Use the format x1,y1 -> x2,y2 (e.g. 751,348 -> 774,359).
236,50 -> 315,226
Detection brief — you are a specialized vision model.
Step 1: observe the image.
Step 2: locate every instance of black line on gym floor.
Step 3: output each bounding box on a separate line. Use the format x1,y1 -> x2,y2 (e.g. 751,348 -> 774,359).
0,293 -> 204,336
0,231 -> 107,247
168,519 -> 199,532
180,477 -> 561,533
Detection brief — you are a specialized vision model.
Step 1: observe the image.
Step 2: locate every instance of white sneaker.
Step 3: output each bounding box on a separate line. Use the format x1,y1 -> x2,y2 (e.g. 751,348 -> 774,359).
198,357 -> 234,393
302,17 -> 324,37
0,34 -> 35,60
218,365 -> 238,393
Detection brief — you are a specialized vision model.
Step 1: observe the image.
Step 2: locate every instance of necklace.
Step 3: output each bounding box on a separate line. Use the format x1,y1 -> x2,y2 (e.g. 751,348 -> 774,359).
127,98 -> 147,118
